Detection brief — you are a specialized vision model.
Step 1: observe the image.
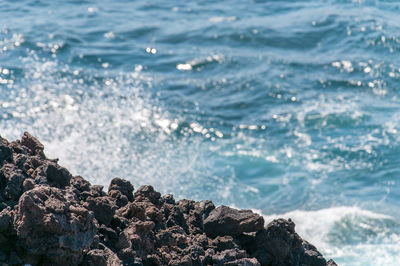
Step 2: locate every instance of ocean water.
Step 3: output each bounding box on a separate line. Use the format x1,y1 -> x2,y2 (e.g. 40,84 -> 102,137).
1,0 -> 400,264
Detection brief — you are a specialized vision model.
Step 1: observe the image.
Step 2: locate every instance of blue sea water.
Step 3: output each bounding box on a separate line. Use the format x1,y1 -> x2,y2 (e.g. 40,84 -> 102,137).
1,0 -> 400,264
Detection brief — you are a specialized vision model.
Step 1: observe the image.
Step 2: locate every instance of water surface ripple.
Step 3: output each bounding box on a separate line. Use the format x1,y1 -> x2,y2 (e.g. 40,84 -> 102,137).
1,1 -> 400,264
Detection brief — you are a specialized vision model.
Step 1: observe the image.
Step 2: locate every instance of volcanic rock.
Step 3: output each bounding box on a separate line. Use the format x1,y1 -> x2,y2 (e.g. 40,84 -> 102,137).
0,133 -> 337,266
13,186 -> 96,265
204,205 -> 264,238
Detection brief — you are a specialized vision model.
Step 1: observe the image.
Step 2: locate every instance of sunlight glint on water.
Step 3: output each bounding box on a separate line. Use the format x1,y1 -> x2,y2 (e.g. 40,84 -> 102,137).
1,1 -> 400,264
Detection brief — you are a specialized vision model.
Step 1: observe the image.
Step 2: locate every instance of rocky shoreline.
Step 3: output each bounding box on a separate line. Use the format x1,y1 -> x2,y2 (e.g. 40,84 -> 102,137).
0,132 -> 336,265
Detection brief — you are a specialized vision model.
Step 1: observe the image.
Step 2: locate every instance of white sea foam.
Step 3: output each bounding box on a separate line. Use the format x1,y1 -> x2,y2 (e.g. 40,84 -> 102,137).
0,53 -> 238,204
208,16 -> 237,23
263,207 -> 400,266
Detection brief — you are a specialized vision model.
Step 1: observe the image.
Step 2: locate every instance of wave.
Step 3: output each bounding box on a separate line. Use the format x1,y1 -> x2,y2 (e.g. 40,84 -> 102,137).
262,206 -> 400,266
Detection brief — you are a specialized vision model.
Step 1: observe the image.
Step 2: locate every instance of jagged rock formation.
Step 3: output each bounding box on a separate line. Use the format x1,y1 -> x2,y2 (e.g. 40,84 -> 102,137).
0,132 -> 337,265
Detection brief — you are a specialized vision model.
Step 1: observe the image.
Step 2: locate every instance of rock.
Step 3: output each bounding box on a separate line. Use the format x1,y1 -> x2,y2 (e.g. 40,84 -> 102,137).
168,254 -> 192,266
81,185 -> 107,201
22,178 -> 35,192
250,218 -> 303,265
115,202 -> 146,221
1,163 -> 25,202
20,132 -> 44,157
300,241 -> 327,266
178,200 -> 215,235
84,247 -> 122,266
225,258 -> 261,266
0,137 -> 12,164
204,206 -> 264,238
109,189 -> 129,208
164,204 -> 188,232
211,236 -> 238,251
163,194 -> 175,204
44,162 -> 72,188
327,259 -> 338,266
13,186 -> 96,264
70,175 -> 91,192
212,248 -> 248,265
0,207 -> 12,231
108,177 -> 134,202
134,185 -> 163,207
84,196 -> 116,226
0,133 -> 336,266
117,221 -> 156,258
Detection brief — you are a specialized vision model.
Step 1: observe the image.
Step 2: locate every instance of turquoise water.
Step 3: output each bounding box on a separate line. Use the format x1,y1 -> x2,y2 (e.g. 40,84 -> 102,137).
1,0 -> 400,264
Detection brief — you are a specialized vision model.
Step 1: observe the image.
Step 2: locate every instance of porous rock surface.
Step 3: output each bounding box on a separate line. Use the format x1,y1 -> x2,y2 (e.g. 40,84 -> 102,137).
0,132 -> 337,265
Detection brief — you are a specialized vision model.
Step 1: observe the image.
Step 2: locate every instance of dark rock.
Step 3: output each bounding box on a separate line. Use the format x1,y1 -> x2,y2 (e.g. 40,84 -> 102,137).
143,253 -> 162,265
327,259 -> 338,266
0,207 -> 12,232
22,178 -> 35,192
109,189 -> 129,208
300,240 -> 327,266
163,194 -> 175,204
108,177 -> 134,202
117,221 -> 156,258
84,196 -> 116,226
145,204 -> 165,224
81,185 -> 107,201
13,186 -> 96,264
203,248 -> 215,265
98,224 -> 119,246
250,218 -> 303,266
211,235 -> 238,251
116,202 -> 146,221
224,257 -> 261,266
177,199 -> 195,214
71,175 -> 91,192
134,185 -> 163,207
9,251 -> 23,265
1,163 -> 25,202
164,204 -> 188,232
212,248 -> 248,265
204,206 -> 264,238
84,246 -> 122,266
20,132 -> 45,157
0,133 -> 335,266
8,140 -> 26,155
155,229 -> 176,247
0,137 -> 12,164
44,162 -> 72,188
184,244 -> 205,262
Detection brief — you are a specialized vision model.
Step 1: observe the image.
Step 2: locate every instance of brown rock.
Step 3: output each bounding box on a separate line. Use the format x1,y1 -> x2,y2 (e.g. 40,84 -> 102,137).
44,162 -> 72,188
250,218 -> 303,265
109,189 -> 129,208
70,175 -> 91,192
0,133 -> 336,266
20,132 -> 45,157
108,177 -> 134,202
0,207 -> 12,232
212,248 -> 248,265
115,202 -> 146,221
327,259 -> 338,266
22,178 -> 35,192
13,186 -> 96,264
204,206 -> 264,238
225,257 -> 261,266
1,163 -> 25,202
84,196 -> 116,226
134,185 -> 163,207
0,137 -> 12,164
300,240 -> 327,266
84,248 -> 122,266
